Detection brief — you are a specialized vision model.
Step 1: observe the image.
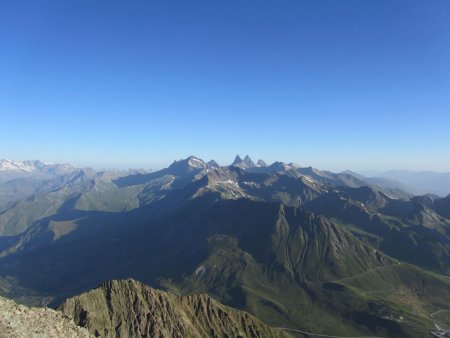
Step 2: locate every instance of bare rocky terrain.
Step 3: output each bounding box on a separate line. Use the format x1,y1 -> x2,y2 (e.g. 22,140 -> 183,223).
0,296 -> 91,338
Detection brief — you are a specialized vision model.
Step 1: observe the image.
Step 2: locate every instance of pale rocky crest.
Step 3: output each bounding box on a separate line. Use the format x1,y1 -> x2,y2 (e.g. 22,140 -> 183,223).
0,296 -> 91,338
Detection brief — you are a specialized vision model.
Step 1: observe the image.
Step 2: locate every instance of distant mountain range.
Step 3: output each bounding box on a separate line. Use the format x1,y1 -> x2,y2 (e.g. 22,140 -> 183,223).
359,169 -> 450,197
0,155 -> 449,337
0,159 -> 76,177
0,156 -> 414,236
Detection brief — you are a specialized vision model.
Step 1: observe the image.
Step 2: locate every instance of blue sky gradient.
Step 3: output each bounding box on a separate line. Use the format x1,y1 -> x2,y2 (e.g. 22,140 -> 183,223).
1,0 -> 449,171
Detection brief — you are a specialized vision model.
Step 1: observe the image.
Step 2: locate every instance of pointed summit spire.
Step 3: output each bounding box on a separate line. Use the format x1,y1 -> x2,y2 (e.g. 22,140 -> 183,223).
242,155 -> 255,168
231,155 -> 256,169
232,155 -> 242,165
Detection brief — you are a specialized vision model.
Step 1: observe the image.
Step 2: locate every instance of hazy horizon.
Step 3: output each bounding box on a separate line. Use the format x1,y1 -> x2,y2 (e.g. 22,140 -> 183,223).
3,155 -> 450,175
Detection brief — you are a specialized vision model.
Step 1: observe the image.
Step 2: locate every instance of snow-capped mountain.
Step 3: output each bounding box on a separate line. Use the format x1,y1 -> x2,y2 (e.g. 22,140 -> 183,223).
0,159 -> 74,175
0,159 -> 44,172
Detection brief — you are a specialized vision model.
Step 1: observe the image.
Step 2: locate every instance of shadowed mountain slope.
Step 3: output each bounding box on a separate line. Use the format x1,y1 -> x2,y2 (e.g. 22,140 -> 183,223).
304,185 -> 450,274
1,156 -> 450,337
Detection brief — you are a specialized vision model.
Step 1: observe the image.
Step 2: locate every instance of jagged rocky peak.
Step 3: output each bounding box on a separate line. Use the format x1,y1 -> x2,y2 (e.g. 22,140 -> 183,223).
231,154 -> 256,169
232,154 -> 243,165
207,159 -> 220,168
243,155 -> 255,167
257,159 -> 267,167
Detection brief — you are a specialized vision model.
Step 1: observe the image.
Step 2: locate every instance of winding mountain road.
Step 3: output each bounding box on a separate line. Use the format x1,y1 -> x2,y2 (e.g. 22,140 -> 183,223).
430,309 -> 450,319
330,262 -> 401,284
278,327 -> 385,338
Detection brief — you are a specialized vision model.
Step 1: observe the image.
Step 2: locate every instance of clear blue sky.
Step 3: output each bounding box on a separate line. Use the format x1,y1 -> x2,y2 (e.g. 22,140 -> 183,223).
1,0 -> 449,171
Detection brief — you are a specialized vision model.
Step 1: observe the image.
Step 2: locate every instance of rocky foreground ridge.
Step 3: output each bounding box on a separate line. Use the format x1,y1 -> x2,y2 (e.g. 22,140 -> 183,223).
0,296 -> 91,338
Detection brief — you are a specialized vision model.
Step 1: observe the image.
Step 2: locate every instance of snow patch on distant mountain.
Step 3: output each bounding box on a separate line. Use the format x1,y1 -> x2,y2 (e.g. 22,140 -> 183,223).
187,156 -> 205,168
0,159 -> 74,174
0,159 -> 43,172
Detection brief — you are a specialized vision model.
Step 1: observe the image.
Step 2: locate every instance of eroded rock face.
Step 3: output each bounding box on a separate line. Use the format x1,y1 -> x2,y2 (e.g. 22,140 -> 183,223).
0,296 -> 91,338
59,279 -> 290,338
